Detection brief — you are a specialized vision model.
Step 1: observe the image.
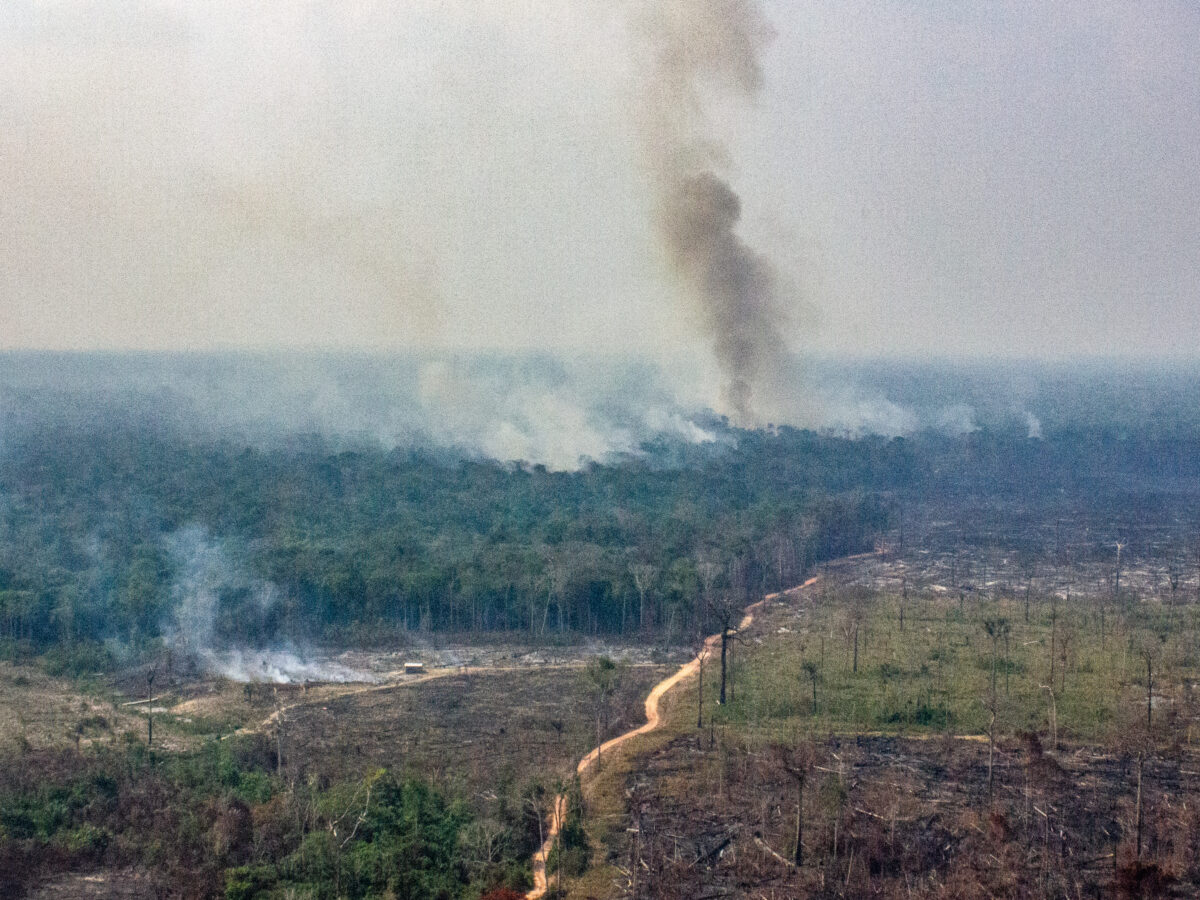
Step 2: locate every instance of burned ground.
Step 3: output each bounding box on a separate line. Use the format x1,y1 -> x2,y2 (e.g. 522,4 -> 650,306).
557,543 -> 1200,899
611,726 -> 1200,898
274,664 -> 671,797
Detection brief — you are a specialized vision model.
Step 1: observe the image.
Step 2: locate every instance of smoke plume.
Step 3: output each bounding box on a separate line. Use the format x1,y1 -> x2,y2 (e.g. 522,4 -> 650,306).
634,0 -> 788,425
165,526 -> 373,684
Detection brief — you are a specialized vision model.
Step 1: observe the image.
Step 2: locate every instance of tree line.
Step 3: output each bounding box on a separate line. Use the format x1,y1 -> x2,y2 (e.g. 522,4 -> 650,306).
5,412 -> 1187,662
0,424 -> 906,661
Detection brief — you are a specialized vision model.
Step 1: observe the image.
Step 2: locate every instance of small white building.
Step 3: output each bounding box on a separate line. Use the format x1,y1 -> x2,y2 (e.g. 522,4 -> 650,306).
403,661 -> 425,675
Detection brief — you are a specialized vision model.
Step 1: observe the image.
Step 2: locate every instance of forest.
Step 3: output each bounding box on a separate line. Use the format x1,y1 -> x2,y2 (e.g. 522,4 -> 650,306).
4,390 -> 1200,670
0,420 -> 910,664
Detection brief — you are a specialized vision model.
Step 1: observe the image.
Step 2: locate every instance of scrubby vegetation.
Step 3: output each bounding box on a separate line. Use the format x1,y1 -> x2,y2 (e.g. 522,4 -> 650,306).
0,733 -> 541,899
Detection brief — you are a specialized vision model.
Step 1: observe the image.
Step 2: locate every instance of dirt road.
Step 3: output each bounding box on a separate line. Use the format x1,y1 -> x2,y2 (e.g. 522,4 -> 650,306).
228,662 -> 666,740
525,574 -> 822,899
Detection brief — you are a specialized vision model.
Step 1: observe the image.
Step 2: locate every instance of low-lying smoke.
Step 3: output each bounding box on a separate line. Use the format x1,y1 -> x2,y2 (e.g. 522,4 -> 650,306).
635,0 -> 789,425
0,352 -> 724,471
1,352 -> 1108,469
165,525 -> 374,684
194,648 -> 371,685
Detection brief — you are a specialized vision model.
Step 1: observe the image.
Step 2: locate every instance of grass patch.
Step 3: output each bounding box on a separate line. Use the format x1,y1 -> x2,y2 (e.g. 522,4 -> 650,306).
689,586 -> 1200,749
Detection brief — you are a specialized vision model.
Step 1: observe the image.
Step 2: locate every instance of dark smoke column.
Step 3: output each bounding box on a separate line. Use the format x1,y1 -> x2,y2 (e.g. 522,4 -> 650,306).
635,0 -> 788,425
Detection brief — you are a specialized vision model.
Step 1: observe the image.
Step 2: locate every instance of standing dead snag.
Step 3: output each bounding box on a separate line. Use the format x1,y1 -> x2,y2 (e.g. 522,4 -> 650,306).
1137,635 -> 1165,732
705,590 -> 741,706
1114,541 -> 1125,601
1049,595 -> 1060,689
145,665 -> 156,749
983,618 -> 1010,712
1135,751 -> 1145,862
1144,647 -> 1154,730
630,563 -> 658,632
802,660 -> 820,715
585,655 -> 622,769
273,687 -> 286,777
840,599 -> 866,675
1040,683 -> 1058,751
692,627 -> 708,729
983,618 -> 1009,803
1020,555 -> 1036,624
776,742 -> 816,867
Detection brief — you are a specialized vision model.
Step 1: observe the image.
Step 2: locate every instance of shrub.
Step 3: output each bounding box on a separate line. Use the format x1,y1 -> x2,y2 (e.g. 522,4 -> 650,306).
61,823 -> 111,858
41,641 -> 115,677
224,864 -> 278,900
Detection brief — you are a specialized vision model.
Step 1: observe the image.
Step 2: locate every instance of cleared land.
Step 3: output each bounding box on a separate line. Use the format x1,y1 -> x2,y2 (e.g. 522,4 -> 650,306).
553,551 -> 1200,899
2,648 -> 670,899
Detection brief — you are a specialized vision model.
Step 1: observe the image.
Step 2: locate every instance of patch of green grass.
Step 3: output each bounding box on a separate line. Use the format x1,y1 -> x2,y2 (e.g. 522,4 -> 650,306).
694,587 -> 1200,748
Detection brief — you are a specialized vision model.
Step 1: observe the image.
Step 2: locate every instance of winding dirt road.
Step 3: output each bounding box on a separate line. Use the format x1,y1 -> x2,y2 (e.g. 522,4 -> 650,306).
525,574 -> 821,899
228,662 -> 665,740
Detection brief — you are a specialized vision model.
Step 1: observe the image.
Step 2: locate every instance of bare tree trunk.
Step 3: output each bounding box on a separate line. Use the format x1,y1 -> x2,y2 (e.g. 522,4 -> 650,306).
793,777 -> 804,866
1114,542 -> 1124,601
1049,609 -> 1057,688
719,629 -> 729,705
988,709 -> 996,803
1135,752 -> 1144,861
1004,631 -> 1011,697
595,706 -> 603,770
146,669 -> 155,750
1146,654 -> 1153,729
728,634 -> 735,703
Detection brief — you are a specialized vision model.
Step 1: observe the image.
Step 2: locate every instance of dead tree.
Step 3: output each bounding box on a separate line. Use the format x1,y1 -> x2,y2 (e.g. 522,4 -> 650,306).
1058,621 -> 1075,695
146,666 -> 156,749
706,560 -> 749,706
585,655 -> 622,769
1020,556 -> 1036,624
840,598 -> 866,675
273,687 -> 286,776
776,743 -> 816,867
708,597 -> 739,706
692,628 -> 708,729
802,660 -> 820,715
1114,541 -> 1125,602
1144,647 -> 1155,730
1049,596 -> 1059,688
983,617 -> 1010,801
630,563 -> 659,632
983,617 -> 1010,712
1040,683 -> 1058,751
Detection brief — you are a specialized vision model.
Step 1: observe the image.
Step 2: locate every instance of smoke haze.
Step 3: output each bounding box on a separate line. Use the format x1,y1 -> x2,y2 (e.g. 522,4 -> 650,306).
4,2 -> 1198,390
4,352 -> 1198,471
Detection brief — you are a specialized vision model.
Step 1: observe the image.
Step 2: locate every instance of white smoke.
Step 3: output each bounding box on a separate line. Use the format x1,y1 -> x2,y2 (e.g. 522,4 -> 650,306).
416,358 -> 720,470
164,525 -> 375,683
0,352 -> 723,472
195,648 -> 370,685
934,403 -> 980,436
2,352 -> 1074,465
1022,409 -> 1044,440
815,390 -> 920,438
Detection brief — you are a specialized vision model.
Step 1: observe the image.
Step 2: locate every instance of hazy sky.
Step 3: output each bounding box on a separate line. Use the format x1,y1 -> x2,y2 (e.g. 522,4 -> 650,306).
2,0 -> 1198,359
